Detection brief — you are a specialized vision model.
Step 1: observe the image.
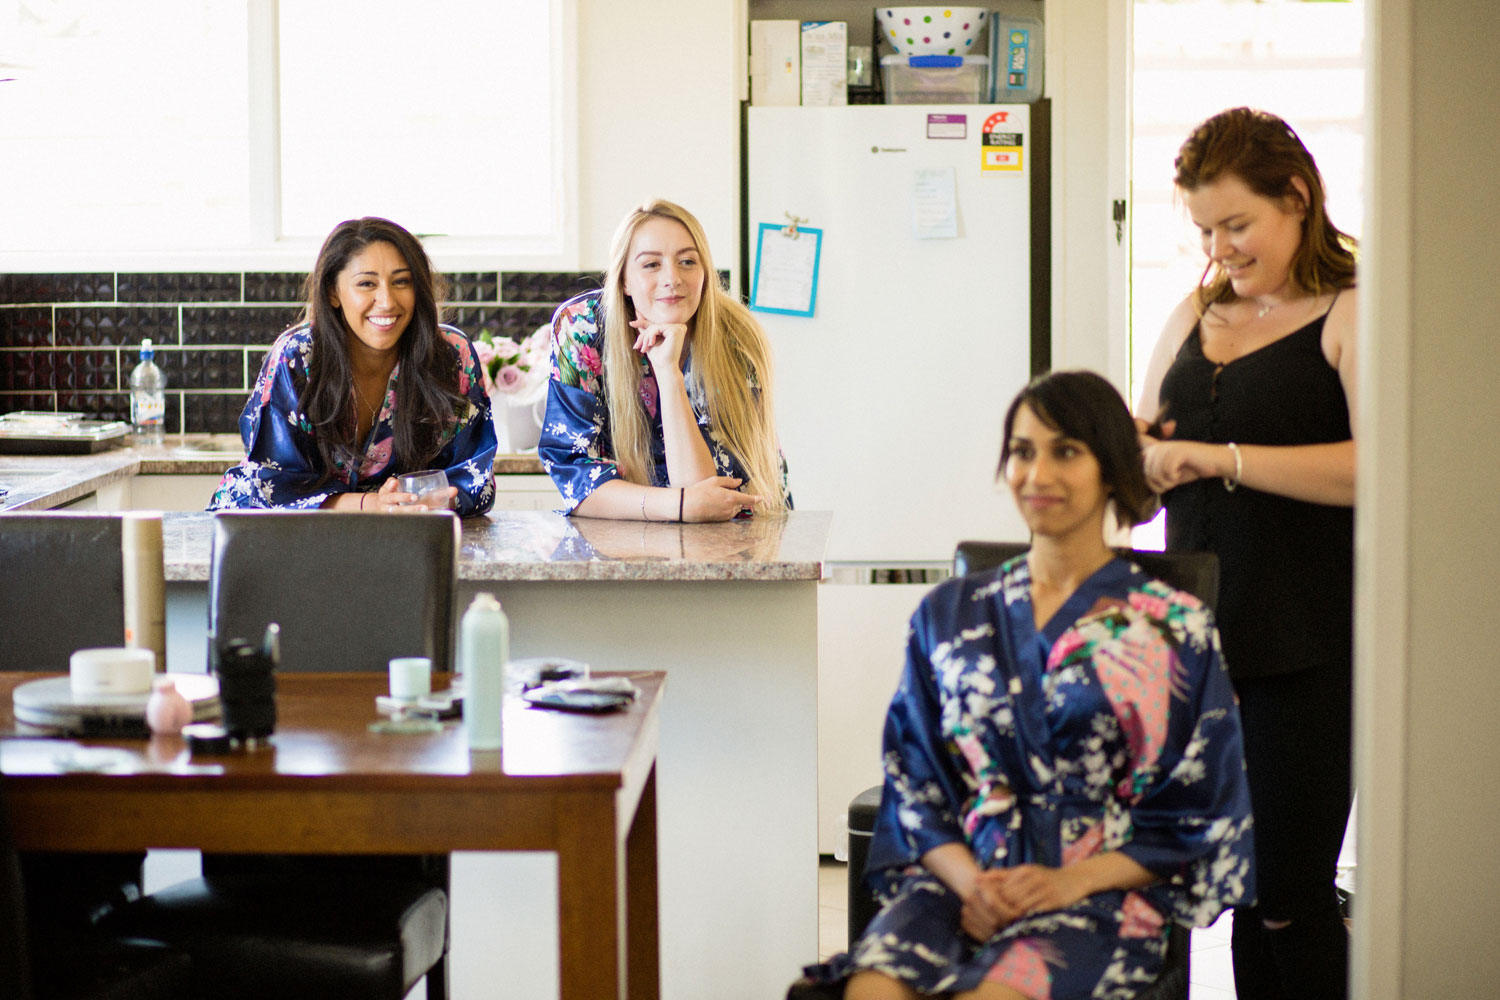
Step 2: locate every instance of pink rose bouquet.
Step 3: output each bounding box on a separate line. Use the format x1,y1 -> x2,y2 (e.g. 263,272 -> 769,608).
476,325 -> 551,397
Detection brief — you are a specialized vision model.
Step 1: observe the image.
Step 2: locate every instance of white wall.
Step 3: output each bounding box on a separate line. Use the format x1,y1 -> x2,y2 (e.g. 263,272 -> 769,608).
574,0 -> 747,274
1045,0 -> 1131,388
1357,0 -> 1500,994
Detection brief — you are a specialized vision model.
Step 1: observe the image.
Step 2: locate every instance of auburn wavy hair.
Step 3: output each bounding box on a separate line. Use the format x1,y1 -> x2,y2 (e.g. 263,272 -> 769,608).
1174,107 -> 1357,311
598,199 -> 788,513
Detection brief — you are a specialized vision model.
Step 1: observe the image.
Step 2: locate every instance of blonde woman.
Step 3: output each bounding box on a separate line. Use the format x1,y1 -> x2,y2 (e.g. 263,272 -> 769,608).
539,199 -> 792,521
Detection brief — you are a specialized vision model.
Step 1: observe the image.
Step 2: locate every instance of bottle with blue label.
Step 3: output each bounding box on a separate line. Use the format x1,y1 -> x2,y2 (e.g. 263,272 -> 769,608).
989,14 -> 1044,104
129,338 -> 167,445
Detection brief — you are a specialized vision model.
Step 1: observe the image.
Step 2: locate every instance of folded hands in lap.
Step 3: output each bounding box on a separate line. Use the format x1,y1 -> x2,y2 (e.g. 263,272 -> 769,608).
961,864 -> 1089,940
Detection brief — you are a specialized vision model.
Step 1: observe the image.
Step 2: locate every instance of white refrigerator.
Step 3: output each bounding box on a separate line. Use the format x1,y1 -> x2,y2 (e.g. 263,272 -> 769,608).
747,103 -> 1042,853
747,104 -> 1036,564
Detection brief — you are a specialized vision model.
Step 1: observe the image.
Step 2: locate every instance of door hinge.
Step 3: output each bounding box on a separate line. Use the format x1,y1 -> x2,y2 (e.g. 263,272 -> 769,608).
1112,199 -> 1127,245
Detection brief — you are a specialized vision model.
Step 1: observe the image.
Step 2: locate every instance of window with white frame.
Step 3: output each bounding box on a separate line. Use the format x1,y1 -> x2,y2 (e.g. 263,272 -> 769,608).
0,0 -> 566,255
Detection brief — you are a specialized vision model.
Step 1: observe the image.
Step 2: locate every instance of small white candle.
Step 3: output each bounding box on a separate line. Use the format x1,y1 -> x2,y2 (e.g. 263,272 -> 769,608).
387,657 -> 432,701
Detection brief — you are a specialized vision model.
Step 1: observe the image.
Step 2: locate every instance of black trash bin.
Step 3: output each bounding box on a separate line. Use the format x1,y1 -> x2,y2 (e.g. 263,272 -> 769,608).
845,784 -> 883,945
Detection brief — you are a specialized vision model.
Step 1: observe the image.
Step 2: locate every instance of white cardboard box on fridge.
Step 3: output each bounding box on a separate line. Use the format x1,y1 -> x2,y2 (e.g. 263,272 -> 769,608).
799,20 -> 847,106
750,20 -> 801,106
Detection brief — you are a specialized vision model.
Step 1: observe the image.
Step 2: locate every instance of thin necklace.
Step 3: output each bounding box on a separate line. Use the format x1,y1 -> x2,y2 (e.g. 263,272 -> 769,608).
1256,299 -> 1278,319
353,383 -> 381,427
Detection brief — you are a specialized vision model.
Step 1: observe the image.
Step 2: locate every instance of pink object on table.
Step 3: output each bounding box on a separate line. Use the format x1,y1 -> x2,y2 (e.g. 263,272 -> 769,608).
145,676 -> 194,735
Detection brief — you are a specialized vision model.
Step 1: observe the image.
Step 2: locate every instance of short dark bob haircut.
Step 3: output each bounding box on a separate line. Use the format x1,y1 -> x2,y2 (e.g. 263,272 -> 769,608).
999,370 -> 1155,527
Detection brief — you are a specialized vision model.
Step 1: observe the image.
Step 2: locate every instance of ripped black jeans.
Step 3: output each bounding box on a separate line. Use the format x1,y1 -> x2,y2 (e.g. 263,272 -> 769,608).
1230,661 -> 1353,1000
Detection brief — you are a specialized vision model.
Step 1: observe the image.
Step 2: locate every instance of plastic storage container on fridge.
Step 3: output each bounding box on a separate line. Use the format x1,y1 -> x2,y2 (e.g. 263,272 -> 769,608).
988,14 -> 1044,103
880,54 -> 989,104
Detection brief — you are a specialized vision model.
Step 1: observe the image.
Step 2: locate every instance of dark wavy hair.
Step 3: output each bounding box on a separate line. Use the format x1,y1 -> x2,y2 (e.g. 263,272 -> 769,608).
1174,107 -> 1357,310
999,370 -> 1155,527
298,217 -> 461,483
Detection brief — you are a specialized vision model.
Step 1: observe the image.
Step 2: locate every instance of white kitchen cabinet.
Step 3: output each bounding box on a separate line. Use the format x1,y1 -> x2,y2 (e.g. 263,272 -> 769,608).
126,474 -> 224,511
489,474 -> 563,511
816,574 -> 939,855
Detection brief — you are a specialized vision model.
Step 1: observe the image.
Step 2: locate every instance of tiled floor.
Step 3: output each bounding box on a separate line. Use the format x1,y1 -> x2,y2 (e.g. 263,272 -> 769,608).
818,857 -> 1238,999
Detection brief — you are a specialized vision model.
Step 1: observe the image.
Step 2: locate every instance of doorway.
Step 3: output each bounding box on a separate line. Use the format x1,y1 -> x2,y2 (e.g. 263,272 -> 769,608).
1128,0 -> 1365,553
1126,7 -> 1365,994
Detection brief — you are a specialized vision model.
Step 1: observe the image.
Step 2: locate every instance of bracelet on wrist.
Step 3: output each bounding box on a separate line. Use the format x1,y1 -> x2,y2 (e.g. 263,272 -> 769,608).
641,491 -> 650,521
1223,442 -> 1243,492
678,487 -> 685,523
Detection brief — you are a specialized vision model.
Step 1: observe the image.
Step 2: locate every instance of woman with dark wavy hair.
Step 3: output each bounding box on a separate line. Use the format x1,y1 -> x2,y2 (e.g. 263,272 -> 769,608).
211,217 -> 497,514
797,371 -> 1253,1000
1136,107 -> 1357,999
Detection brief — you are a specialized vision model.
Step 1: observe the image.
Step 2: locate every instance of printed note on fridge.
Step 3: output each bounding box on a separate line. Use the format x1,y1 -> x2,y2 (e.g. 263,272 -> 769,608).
750,222 -> 823,318
912,167 -> 958,240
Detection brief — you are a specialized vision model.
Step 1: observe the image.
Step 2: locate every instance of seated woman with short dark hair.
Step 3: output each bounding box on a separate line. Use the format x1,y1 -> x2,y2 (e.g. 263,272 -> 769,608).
797,370 -> 1255,1000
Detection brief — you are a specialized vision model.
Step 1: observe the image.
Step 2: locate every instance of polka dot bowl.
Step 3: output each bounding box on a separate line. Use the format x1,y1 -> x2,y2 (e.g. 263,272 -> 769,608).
877,7 -> 989,57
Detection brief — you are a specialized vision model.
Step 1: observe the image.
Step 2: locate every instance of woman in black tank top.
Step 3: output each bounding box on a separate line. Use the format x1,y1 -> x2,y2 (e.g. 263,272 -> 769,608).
1135,108 -> 1359,1000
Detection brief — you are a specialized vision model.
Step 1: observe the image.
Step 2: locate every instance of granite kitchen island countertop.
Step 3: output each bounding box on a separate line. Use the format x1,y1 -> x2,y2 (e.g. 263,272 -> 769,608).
0,437 -> 545,512
160,508 -> 829,583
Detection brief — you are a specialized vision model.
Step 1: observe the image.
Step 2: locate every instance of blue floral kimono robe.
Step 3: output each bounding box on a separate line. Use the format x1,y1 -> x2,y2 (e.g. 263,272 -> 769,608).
537,291 -> 791,513
209,323 -> 497,515
810,556 -> 1254,999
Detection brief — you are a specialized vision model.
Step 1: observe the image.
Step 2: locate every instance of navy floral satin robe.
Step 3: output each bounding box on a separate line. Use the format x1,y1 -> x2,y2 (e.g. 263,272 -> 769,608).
209,323 -> 497,515
810,556 -> 1254,998
537,291 -> 791,513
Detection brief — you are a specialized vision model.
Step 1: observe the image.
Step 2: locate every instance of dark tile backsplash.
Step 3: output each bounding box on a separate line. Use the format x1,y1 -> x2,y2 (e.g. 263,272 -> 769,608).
182,305 -> 303,346
55,306 -> 179,348
243,272 -> 308,303
0,307 -> 54,348
118,272 -> 240,303
0,273 -> 115,305
447,304 -> 557,342
0,269 -> 609,434
445,271 -> 500,303
501,271 -> 602,304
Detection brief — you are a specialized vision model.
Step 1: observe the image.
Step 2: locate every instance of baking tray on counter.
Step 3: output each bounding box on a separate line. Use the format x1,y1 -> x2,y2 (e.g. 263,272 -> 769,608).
0,411 -> 131,453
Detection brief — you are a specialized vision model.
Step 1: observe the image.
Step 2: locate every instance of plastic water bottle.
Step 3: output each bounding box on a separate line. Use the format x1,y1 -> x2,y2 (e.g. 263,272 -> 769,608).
460,592 -> 508,750
129,339 -> 167,445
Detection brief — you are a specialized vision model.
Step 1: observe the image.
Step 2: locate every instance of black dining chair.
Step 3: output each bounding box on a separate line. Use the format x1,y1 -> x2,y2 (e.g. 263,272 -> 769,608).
0,512 -> 165,972
2,775 -> 192,1000
0,512 -> 127,671
837,541 -> 1222,1000
112,510 -> 461,1000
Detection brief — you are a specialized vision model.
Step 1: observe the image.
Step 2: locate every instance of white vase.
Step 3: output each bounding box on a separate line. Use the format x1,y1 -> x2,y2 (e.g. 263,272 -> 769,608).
491,391 -> 545,453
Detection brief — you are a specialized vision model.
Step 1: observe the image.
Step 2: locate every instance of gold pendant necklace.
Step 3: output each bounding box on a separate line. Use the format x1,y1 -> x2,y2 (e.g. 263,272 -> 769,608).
353,383 -> 381,428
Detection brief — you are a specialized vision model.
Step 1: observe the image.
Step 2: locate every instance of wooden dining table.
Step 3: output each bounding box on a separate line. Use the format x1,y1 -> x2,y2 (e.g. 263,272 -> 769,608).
0,670 -> 664,1000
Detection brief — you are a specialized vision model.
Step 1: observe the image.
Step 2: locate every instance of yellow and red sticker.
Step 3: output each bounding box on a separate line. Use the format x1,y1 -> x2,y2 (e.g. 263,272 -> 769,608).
982,110 -> 1023,172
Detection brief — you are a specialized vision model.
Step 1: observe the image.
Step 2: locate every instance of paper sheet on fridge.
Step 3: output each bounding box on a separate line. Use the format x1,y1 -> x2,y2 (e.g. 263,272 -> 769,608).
912,167 -> 958,239
750,222 -> 822,317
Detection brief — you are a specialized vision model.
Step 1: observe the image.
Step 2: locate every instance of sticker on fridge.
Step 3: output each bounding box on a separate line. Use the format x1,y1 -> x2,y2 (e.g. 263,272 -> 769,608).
981,111 -> 1024,172
926,113 -> 967,140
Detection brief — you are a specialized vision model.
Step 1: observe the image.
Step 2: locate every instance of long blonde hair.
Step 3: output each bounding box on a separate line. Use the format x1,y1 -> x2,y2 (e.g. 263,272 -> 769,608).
601,199 -> 788,514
